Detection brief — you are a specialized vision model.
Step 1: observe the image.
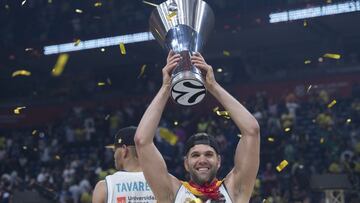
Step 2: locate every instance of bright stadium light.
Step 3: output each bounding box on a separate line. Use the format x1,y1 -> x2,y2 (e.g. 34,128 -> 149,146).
43,32 -> 155,55
270,0 -> 360,23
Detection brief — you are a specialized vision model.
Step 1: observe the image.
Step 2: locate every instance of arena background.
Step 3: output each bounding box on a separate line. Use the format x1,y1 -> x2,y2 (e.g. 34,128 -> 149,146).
0,0 -> 360,202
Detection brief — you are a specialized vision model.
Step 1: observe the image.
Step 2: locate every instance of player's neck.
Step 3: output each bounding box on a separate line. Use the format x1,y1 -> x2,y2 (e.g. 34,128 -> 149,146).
123,158 -> 142,172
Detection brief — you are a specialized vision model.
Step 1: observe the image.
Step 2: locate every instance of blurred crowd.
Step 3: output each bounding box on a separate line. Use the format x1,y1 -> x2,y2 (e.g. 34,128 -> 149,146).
1,86 -> 360,203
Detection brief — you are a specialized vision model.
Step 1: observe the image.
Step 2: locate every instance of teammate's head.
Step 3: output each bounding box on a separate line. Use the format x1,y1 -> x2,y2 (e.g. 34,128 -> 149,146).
183,133 -> 221,185
112,126 -> 138,170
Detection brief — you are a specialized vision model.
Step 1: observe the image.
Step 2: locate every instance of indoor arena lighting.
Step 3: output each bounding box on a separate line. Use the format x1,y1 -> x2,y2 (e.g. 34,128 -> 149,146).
269,0 -> 360,23
43,32 -> 155,55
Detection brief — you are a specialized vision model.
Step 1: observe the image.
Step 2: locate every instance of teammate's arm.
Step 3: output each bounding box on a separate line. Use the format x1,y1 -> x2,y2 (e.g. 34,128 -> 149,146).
92,180 -> 106,203
192,53 -> 260,201
135,51 -> 182,202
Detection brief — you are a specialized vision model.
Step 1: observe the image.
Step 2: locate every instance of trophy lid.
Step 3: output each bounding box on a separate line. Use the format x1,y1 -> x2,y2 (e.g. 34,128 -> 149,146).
149,0 -> 214,50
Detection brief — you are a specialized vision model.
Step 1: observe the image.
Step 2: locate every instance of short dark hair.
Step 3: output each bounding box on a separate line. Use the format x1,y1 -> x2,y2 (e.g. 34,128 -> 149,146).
113,126 -> 137,148
184,133 -> 220,155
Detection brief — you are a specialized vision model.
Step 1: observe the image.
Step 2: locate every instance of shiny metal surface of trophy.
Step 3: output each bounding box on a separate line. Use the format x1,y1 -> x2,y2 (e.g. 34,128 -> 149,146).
149,0 -> 214,106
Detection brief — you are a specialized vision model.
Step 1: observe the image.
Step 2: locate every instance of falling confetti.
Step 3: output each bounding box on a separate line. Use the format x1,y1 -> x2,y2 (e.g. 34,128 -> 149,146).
174,121 -> 178,126
142,0 -> 158,7
21,0 -> 27,6
100,48 -> 105,52
32,130 -> 37,135
323,53 -> 341,60
346,118 -> 351,123
5,4 -> 10,9
14,106 -> 26,114
284,128 -> 291,132
25,48 -> 33,52
213,106 -> 230,119
167,11 -> 177,20
304,60 -> 311,64
267,137 -> 274,142
75,9 -> 83,13
74,39 -> 81,46
119,43 -> 126,55
223,51 -> 230,56
51,54 -> 69,77
137,64 -> 147,78
276,160 -> 289,172
306,85 -> 312,93
23,146 -> 27,150
320,137 -> 325,144
106,78 -> 112,85
327,100 -> 337,108
12,70 -> 31,77
94,2 -> 102,7
98,82 -> 106,86
55,155 -> 61,160
105,114 -> 110,120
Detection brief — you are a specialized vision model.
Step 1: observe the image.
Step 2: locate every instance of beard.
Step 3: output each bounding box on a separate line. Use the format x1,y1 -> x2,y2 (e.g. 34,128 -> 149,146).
189,167 -> 218,185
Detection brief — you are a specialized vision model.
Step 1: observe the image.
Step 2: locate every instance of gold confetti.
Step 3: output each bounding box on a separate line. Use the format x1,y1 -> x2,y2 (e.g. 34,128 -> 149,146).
32,130 -> 37,135
98,82 -> 106,86
304,60 -> 311,64
303,20 -> 307,27
268,137 -> 274,142
119,43 -> 126,55
320,137 -> 325,144
74,39 -> 81,46
327,99 -> 337,108
94,2 -> 102,7
75,9 -> 83,13
55,155 -> 61,160
12,70 -> 31,77
137,64 -> 147,78
142,0 -> 158,7
21,0 -> 27,6
14,106 -> 26,114
284,128 -> 291,132
212,106 -> 230,119
276,160 -> 288,172
51,54 -> 69,77
25,48 -> 33,52
346,118 -> 351,123
167,11 -> 177,20
324,53 -> 341,59
223,50 -> 230,56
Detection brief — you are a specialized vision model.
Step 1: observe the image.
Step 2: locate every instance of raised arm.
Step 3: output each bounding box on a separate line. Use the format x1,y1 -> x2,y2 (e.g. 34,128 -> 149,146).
191,53 -> 260,201
134,51 -> 181,202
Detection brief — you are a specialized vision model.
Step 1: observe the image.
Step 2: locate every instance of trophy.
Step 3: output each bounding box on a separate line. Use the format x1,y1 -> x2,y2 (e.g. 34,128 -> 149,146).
149,0 -> 214,106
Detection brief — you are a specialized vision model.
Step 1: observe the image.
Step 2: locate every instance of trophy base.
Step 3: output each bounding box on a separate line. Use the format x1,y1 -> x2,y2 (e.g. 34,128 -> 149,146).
171,71 -> 206,106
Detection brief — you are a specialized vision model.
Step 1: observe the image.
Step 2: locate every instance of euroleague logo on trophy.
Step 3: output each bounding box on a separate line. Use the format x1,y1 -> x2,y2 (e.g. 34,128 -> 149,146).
149,0 -> 214,106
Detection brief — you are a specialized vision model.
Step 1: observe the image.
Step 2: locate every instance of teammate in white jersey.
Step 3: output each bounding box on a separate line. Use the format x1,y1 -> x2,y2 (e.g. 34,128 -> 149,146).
92,126 -> 156,203
134,51 -> 260,203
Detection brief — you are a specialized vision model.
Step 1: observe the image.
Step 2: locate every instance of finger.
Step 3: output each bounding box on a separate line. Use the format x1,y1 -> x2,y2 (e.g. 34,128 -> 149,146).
169,55 -> 181,64
193,52 -> 204,59
193,63 -> 211,72
167,50 -> 176,61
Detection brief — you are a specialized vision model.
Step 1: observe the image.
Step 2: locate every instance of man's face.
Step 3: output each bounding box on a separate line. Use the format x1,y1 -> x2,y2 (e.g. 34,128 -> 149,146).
184,144 -> 220,185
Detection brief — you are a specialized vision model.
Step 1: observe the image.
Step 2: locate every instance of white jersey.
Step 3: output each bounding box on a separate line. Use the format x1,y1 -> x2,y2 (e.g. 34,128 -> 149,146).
105,171 -> 156,203
174,184 -> 233,203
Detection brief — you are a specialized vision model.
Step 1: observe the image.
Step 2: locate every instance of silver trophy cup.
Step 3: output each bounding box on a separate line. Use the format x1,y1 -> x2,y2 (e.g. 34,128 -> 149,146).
149,0 -> 214,106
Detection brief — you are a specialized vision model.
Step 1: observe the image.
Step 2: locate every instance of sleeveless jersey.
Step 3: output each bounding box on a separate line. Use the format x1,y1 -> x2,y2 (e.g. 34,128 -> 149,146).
174,184 -> 233,203
105,171 -> 156,203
